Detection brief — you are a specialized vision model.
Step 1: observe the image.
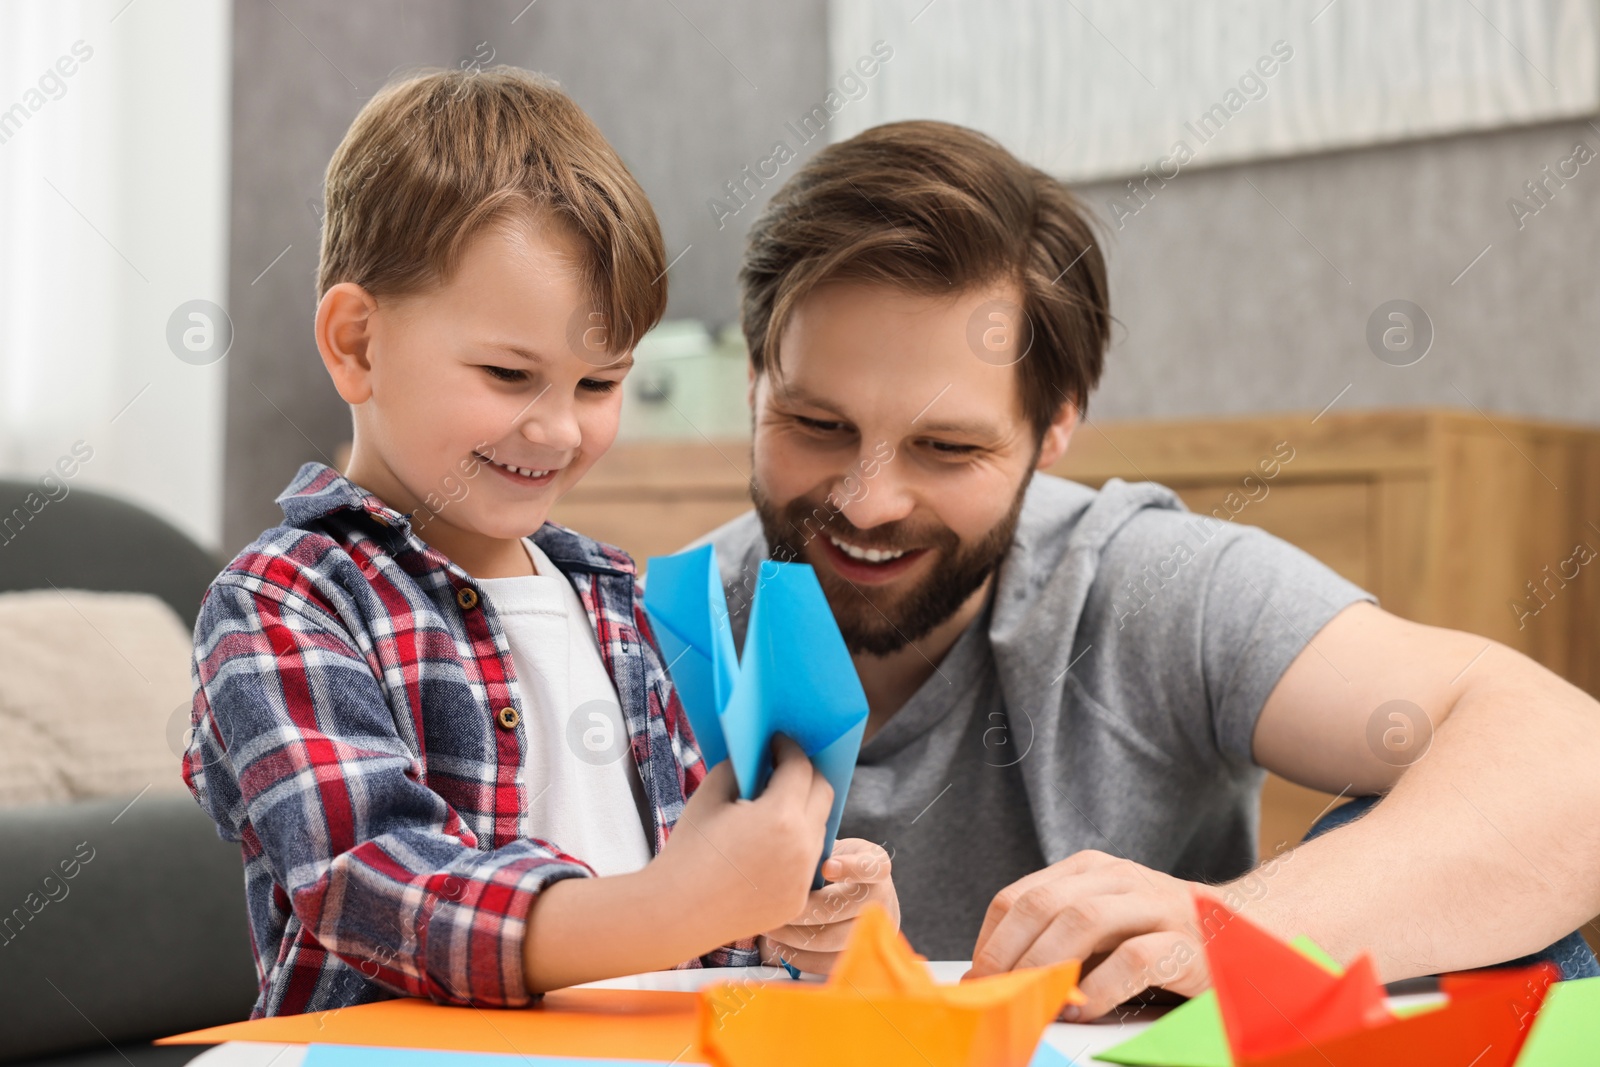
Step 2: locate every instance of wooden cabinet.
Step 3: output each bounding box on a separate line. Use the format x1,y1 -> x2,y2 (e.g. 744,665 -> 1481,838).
549,409 -> 1600,861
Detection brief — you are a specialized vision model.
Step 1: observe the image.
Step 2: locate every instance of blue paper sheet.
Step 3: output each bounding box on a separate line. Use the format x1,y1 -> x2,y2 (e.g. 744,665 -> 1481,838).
644,547 -> 869,888
639,544 -> 737,768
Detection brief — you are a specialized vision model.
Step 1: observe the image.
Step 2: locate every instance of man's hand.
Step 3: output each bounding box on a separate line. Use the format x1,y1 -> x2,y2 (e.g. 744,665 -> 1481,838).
757,838 -> 898,974
967,850 -> 1216,1020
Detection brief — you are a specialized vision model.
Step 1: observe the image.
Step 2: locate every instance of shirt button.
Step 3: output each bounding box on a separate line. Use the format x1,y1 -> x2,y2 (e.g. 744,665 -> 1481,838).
496,706 -> 520,730
456,587 -> 479,610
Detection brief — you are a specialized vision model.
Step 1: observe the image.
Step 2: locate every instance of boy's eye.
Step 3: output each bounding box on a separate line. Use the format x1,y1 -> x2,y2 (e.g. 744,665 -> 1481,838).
580,378 -> 618,394
483,366 -> 527,383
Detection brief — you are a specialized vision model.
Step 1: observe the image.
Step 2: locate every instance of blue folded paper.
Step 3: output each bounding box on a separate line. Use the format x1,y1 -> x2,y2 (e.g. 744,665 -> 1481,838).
643,545 -> 869,889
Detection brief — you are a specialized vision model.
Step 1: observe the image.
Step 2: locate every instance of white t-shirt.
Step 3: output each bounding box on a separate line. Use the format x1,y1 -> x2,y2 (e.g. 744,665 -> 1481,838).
473,538 -> 653,877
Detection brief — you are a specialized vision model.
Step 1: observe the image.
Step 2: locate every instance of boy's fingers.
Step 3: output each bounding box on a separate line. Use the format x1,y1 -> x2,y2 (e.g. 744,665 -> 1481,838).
692,757 -> 740,804
806,761 -> 835,825
761,733 -> 815,804
766,733 -> 834,818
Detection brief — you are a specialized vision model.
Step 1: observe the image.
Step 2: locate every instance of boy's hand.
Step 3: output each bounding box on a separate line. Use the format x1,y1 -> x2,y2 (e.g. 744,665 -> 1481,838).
756,838 -> 898,974
654,734 -> 835,946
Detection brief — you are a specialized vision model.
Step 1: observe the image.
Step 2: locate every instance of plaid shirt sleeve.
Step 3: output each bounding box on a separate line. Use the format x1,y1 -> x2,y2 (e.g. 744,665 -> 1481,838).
185,573 -> 594,1009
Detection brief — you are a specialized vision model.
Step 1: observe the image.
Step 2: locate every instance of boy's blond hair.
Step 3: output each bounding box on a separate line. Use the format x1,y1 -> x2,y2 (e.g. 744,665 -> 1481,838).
318,67 -> 664,352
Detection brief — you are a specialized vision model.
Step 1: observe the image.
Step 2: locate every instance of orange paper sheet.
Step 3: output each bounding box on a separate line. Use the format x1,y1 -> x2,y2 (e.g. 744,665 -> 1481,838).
157,988 -> 705,1061
698,906 -> 1083,1067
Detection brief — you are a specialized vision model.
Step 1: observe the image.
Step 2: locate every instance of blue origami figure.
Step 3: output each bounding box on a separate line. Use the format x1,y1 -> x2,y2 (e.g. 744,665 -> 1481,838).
643,545 -> 869,888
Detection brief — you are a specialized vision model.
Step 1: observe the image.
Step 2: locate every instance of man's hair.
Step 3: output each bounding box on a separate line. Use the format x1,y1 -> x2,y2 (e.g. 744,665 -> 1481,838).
318,67 -> 664,351
738,121 -> 1110,432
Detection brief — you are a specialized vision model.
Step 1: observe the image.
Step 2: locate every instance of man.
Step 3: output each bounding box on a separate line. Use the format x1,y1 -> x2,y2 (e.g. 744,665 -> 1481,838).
696,120 -> 1600,1019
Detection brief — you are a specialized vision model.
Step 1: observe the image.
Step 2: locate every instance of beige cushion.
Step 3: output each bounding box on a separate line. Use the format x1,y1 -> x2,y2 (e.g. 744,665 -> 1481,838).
0,589 -> 195,808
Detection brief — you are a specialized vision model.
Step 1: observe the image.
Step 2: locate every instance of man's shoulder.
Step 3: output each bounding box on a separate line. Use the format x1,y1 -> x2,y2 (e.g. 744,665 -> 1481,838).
692,508 -> 762,552
1010,472 -> 1194,572
690,509 -> 766,591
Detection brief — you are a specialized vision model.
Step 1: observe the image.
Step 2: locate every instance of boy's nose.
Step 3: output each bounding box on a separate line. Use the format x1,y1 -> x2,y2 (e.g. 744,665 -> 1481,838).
522,408 -> 582,454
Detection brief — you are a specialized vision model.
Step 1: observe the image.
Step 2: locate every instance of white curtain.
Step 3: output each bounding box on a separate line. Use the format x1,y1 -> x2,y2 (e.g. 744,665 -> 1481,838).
830,0 -> 1600,181
0,0 -> 231,550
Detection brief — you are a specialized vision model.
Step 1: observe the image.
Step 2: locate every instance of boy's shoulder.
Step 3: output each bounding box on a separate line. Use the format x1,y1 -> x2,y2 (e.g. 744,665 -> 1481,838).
201,462 -> 412,624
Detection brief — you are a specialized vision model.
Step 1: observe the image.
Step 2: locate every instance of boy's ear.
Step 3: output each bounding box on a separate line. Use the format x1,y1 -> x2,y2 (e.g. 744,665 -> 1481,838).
315,282 -> 380,404
1034,395 -> 1080,470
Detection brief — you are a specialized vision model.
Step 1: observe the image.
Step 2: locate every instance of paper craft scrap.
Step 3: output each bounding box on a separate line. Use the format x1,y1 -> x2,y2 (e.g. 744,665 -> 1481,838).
1028,1043 -> 1078,1067
1198,894 -> 1557,1067
644,547 -> 869,886
698,903 -> 1084,1067
1096,935 -> 1394,1067
157,988 -> 703,1060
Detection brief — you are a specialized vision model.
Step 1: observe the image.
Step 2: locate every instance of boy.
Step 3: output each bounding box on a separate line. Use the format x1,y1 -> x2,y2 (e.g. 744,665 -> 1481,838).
184,67 -> 895,1018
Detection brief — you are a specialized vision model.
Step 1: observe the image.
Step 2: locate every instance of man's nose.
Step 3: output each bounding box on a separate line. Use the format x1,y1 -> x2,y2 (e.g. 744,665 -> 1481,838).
832,450 -> 913,530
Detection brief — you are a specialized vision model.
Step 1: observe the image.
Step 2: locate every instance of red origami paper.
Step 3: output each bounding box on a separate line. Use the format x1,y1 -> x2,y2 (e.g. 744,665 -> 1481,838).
1196,894 -> 1557,1067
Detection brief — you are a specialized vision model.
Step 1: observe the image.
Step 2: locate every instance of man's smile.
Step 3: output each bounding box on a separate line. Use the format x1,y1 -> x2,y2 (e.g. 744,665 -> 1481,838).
818,533 -> 931,585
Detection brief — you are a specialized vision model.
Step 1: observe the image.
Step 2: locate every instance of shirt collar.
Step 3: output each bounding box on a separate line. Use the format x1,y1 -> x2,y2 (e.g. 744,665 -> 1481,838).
276,461 -> 414,534
275,461 -> 635,577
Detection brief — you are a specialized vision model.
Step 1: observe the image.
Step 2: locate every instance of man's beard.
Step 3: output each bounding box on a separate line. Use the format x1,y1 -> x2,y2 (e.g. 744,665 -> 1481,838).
753,477 -> 1029,657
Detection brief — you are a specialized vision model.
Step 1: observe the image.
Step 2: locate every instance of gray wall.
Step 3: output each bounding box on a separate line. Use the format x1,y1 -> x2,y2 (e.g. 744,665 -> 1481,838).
1074,117 -> 1600,426
225,0 -> 478,550
224,0 -> 1600,552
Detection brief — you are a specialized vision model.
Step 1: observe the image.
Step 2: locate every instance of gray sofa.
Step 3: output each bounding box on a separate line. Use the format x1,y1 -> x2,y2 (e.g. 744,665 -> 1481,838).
0,480 -> 257,1064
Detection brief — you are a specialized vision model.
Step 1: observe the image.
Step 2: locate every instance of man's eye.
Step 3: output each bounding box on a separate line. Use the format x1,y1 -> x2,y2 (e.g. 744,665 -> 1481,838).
796,415 -> 845,433
483,366 -> 527,383
580,378 -> 619,394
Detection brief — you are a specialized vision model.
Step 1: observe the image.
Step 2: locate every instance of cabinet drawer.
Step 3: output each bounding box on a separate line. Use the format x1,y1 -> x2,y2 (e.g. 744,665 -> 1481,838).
1171,480 -> 1371,590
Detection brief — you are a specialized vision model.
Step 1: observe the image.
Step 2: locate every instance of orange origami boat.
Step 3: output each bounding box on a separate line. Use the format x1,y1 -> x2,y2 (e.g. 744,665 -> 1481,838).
1198,894 -> 1558,1067
697,903 -> 1083,1067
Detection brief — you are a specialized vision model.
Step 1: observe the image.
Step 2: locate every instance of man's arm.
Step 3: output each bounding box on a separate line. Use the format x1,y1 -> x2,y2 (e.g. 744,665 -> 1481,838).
968,601 -> 1600,1018
1244,600 -> 1600,976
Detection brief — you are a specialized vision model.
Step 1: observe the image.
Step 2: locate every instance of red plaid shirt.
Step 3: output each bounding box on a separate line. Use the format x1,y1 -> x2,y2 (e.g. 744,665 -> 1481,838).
184,462 -> 755,1018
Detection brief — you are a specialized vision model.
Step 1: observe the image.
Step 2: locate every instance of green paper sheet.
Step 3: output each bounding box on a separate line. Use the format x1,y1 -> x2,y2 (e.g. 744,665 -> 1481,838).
1514,975 -> 1600,1066
1093,936 -> 1340,1067
1094,990 -> 1232,1067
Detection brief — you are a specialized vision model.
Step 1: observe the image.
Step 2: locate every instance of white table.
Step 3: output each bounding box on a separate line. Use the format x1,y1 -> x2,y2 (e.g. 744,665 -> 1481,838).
186,961 -> 1159,1066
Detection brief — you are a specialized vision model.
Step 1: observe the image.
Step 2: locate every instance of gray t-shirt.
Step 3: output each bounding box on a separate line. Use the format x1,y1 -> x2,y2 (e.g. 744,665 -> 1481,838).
698,474 -> 1375,961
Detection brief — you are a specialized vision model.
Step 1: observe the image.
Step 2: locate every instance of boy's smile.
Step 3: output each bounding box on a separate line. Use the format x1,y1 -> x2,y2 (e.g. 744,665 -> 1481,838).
474,450 -> 562,487
315,213 -> 633,579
